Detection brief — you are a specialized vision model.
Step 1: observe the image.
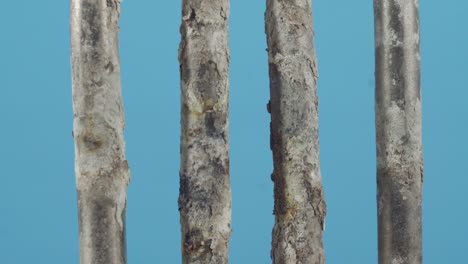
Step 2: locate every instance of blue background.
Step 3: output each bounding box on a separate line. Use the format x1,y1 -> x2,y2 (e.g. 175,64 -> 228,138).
1,1 -> 467,263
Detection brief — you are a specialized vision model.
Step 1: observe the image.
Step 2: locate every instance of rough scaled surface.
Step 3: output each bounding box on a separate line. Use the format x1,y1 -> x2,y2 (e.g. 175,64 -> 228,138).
265,0 -> 326,263
178,0 -> 231,263
70,1 -> 130,263
374,0 -> 423,263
